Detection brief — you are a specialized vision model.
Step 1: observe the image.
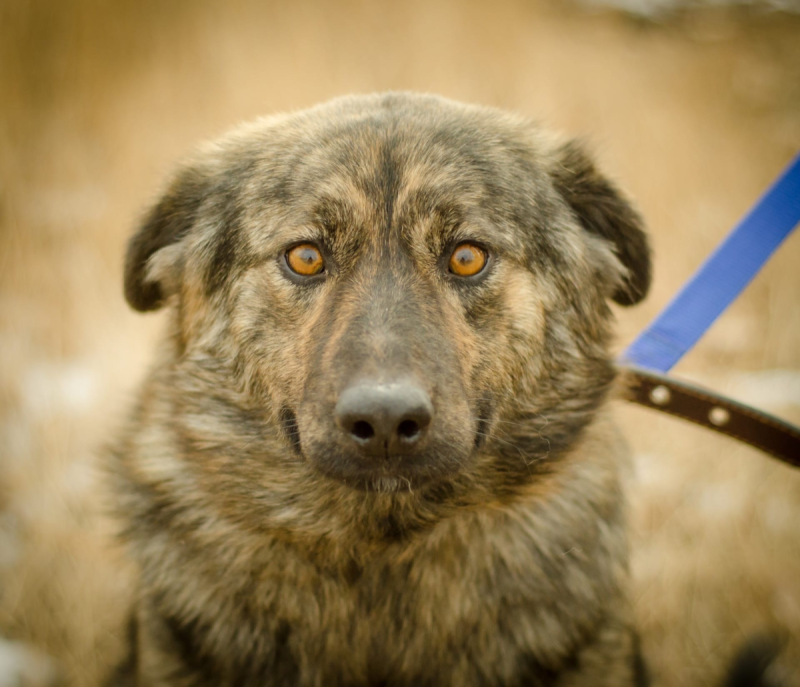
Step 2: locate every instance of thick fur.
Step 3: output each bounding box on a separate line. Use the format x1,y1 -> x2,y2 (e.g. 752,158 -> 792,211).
110,93 -> 652,686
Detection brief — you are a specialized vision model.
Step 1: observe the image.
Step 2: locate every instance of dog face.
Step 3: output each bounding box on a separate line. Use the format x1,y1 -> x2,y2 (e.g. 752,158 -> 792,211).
123,93 -> 649,533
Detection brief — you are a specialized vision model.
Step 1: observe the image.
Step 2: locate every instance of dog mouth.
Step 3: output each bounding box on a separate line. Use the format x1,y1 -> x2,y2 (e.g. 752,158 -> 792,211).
283,420 -> 489,494
281,399 -> 494,493
279,404 -> 442,489
309,453 -> 462,492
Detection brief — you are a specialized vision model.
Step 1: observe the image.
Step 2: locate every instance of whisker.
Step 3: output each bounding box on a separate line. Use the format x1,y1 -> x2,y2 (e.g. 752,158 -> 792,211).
491,418 -> 550,429
472,430 -> 534,470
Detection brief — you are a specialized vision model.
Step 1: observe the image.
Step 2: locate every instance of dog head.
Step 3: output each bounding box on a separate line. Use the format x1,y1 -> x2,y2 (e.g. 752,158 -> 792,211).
124,93 -> 649,535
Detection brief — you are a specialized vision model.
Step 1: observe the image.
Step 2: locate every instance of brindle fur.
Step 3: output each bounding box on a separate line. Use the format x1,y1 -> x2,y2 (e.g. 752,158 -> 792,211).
110,92 -> 652,686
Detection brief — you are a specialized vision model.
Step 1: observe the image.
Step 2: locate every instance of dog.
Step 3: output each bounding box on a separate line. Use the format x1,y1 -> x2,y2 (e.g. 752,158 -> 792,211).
108,92 -> 654,686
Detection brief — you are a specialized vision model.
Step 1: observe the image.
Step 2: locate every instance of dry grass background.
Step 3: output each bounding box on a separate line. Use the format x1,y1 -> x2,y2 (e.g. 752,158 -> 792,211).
1,0 -> 799,685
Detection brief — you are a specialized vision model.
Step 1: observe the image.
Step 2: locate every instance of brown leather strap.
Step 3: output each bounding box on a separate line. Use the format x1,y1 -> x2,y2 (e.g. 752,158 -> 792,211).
620,366 -> 800,469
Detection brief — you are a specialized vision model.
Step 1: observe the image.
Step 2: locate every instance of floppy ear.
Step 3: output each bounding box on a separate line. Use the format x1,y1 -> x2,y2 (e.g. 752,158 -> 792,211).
124,167 -> 209,312
551,140 -> 651,306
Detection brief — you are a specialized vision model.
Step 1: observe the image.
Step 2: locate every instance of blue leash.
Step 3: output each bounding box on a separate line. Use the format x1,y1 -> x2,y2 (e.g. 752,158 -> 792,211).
620,153 -> 800,466
623,152 -> 800,373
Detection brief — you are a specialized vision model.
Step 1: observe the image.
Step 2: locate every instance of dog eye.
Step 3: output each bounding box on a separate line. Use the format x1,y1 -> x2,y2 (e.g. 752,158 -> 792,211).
286,244 -> 325,276
448,243 -> 487,277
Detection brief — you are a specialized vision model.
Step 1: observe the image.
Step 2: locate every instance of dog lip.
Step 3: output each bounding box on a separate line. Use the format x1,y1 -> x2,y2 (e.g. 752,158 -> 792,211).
308,451 -> 461,492
317,468 -> 445,493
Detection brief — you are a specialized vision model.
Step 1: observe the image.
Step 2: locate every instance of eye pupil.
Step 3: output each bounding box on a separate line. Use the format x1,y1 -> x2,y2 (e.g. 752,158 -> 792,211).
455,248 -> 473,264
449,243 -> 487,277
298,248 -> 316,264
287,244 -> 324,276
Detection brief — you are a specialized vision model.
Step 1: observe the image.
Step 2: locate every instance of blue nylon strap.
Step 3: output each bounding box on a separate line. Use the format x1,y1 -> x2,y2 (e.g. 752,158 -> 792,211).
622,153 -> 800,373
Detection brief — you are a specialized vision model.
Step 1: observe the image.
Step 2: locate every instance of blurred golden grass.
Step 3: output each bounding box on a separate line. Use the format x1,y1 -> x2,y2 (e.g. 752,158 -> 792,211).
1,1 -> 799,685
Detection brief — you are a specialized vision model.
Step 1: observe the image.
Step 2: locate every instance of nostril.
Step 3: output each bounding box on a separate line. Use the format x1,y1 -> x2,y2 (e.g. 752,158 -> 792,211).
335,381 -> 433,455
351,420 -> 375,441
397,419 -> 421,441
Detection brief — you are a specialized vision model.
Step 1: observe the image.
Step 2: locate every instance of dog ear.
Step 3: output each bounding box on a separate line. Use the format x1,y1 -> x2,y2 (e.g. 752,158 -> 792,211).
124,166 -> 209,312
551,140 -> 651,306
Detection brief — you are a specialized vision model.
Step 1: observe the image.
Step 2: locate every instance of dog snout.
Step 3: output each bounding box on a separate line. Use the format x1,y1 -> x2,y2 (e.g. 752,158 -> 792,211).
335,381 -> 433,457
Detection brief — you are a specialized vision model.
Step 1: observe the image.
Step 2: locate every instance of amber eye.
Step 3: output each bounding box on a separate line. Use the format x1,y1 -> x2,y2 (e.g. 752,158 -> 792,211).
286,244 -> 324,277
448,243 -> 487,277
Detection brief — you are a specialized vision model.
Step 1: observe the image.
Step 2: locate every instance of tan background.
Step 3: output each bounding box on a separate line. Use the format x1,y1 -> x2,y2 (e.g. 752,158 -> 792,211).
1,1 -> 799,685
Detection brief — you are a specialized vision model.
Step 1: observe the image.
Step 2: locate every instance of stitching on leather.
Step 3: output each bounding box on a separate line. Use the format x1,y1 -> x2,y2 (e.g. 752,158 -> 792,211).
628,379 -> 800,464
636,397 -> 786,461
667,383 -> 800,439
627,371 -> 800,440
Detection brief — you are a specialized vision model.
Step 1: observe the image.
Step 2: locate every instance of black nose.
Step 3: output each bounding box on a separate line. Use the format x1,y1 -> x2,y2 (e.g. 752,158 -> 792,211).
335,381 -> 433,457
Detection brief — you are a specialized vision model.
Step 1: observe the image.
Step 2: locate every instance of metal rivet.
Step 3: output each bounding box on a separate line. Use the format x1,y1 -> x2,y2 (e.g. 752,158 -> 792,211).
709,407 -> 730,427
649,385 -> 671,406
